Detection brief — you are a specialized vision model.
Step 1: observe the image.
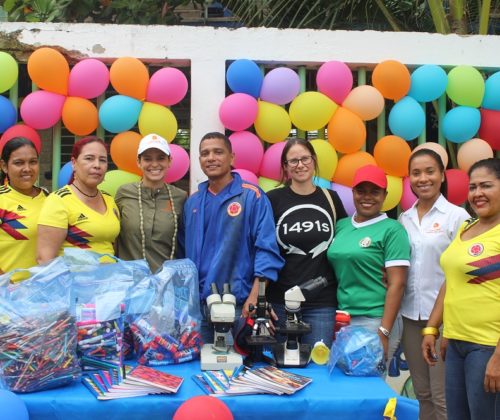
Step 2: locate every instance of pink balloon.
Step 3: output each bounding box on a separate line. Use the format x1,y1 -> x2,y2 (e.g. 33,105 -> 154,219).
445,169 -> 469,206
68,59 -> 109,99
331,182 -> 355,216
400,176 -> 417,211
229,131 -> 264,174
260,67 -> 300,105
164,144 -> 190,183
233,168 -> 259,185
20,91 -> 65,130
146,67 -> 188,106
316,61 -> 353,104
259,141 -> 286,181
219,93 -> 258,132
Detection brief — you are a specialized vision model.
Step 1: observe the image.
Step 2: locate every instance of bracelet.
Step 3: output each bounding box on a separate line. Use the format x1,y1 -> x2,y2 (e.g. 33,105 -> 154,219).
421,327 -> 440,337
378,326 -> 390,337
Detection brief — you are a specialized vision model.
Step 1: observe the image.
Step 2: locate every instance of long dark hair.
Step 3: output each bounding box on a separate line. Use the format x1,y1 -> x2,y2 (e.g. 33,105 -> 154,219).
408,148 -> 447,198
279,138 -> 319,186
69,136 -> 108,184
0,137 -> 39,185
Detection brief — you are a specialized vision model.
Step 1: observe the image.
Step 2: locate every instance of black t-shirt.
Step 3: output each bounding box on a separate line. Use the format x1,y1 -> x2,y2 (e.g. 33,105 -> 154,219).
266,186 -> 347,307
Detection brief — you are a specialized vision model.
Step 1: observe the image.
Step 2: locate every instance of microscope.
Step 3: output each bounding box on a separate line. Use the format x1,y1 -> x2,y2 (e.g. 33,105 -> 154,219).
200,283 -> 243,370
273,276 -> 328,367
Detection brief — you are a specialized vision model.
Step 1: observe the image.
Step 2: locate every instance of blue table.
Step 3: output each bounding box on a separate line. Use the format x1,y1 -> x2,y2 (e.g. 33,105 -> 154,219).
19,362 -> 418,420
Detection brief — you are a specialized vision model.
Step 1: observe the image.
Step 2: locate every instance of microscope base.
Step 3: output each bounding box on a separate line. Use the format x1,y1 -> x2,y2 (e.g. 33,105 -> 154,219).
273,343 -> 311,368
200,344 -> 243,371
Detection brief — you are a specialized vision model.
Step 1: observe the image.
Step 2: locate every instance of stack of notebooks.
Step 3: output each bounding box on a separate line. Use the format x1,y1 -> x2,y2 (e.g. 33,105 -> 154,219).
82,365 -> 183,400
193,365 -> 312,396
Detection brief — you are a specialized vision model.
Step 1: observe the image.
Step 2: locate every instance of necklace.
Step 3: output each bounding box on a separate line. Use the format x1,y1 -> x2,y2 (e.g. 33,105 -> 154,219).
72,182 -> 99,198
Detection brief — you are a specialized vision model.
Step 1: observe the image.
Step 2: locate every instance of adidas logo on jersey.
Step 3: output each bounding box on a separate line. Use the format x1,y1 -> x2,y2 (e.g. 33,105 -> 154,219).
17,205 -> 26,211
77,213 -> 88,221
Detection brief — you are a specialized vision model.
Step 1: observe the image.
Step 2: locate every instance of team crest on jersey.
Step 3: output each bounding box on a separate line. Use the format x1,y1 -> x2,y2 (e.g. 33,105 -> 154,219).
227,202 -> 242,217
359,237 -> 371,248
468,243 -> 484,257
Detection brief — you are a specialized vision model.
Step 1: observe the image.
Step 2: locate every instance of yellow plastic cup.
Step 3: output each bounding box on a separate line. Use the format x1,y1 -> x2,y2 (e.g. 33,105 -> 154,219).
310,340 -> 330,365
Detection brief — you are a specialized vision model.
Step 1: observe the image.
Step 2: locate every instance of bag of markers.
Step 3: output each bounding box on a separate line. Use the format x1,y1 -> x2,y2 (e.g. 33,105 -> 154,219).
129,258 -> 203,366
0,257 -> 81,392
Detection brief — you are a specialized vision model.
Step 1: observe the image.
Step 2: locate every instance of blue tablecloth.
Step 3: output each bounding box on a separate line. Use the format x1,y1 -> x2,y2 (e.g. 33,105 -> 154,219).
19,362 -> 418,420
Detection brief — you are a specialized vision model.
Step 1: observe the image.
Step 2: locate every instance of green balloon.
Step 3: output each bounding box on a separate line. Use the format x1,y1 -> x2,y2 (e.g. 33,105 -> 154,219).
258,176 -> 283,193
99,170 -> 140,197
446,65 -> 485,107
0,52 -> 19,93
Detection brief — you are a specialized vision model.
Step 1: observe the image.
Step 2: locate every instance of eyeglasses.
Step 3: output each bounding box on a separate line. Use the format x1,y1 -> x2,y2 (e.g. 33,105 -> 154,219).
285,155 -> 313,167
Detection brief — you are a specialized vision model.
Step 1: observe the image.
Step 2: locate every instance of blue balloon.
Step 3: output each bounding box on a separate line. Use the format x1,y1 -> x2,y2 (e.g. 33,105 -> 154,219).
226,59 -> 263,98
442,106 -> 480,143
408,65 -> 448,102
388,96 -> 425,140
98,95 -> 143,133
0,95 -> 17,133
313,176 -> 331,188
58,161 -> 73,188
0,390 -> 29,420
482,71 -> 500,111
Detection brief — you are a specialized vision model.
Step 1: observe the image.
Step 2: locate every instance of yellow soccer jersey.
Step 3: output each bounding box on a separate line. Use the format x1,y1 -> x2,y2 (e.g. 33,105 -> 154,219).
38,186 -> 120,256
0,185 -> 47,273
440,220 -> 500,346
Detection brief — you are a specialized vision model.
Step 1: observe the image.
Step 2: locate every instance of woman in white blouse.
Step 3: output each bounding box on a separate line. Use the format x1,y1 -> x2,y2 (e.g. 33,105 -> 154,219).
399,148 -> 469,420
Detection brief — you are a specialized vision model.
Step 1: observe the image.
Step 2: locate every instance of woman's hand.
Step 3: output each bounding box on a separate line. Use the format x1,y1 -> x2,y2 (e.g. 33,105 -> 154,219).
484,342 -> 500,393
377,330 -> 389,361
422,334 -> 439,366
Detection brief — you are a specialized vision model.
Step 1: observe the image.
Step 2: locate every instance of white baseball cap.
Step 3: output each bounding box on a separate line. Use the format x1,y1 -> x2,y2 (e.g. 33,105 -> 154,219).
137,133 -> 171,156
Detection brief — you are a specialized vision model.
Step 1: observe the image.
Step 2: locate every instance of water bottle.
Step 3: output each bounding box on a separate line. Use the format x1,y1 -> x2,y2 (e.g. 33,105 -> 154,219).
334,310 -> 351,340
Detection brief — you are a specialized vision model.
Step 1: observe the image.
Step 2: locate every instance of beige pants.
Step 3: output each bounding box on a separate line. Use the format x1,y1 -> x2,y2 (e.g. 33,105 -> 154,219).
402,317 -> 447,420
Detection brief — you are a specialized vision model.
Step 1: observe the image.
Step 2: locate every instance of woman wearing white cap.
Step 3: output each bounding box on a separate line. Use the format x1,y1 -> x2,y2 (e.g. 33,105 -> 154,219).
115,133 -> 187,272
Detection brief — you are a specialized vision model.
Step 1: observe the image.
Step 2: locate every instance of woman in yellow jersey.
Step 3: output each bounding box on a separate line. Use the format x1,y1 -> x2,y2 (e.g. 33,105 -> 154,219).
0,137 -> 47,274
422,158 -> 500,420
37,137 -> 120,264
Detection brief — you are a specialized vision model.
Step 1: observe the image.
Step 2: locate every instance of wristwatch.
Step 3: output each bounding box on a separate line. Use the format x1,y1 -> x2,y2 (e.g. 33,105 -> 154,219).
378,326 -> 390,337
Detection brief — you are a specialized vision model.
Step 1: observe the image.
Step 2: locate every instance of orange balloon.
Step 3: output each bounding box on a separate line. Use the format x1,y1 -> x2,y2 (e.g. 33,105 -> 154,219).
332,151 -> 376,187
342,85 -> 385,121
372,60 -> 410,101
457,138 -> 494,173
374,135 -> 412,177
110,131 -> 142,175
61,97 -> 98,136
327,107 -> 366,154
27,48 -> 69,95
110,57 -> 149,100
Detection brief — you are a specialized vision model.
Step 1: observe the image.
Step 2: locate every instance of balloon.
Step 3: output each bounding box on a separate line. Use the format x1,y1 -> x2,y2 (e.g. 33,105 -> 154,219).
226,59 -> 263,98
173,395 -> 233,420
388,96 -> 425,141
382,175 -> 403,211
0,390 -> 29,420
259,141 -> 286,180
482,71 -> 500,111
332,151 -> 376,187
313,176 -> 331,188
98,95 -> 143,133
289,91 -> 338,131
0,52 -> 19,93
446,65 -> 485,107
254,101 -> 291,144
442,106 -> 480,143
146,67 -> 188,106
413,142 -> 449,168
478,108 -> 500,150
457,138 -> 494,173
0,124 -> 41,155
20,90 -> 65,130
445,169 -> 469,205
110,131 -> 142,175
68,59 -> 109,99
331,182 -> 355,216
138,102 -> 178,141
229,131 -> 264,174
165,143 -> 190,183
219,93 -> 258,132
233,168 -> 259,185
110,57 -> 149,100
372,60 -> 411,101
259,176 -> 283,192
374,135 -> 412,177
316,61 -> 353,104
408,65 -> 448,102
342,85 -> 384,121
327,106 -> 366,154
57,161 -> 73,188
0,96 -> 17,133
27,47 -> 69,95
260,67 -> 300,105
400,176 -> 417,211
99,169 -> 141,197
310,139 -> 338,180
62,97 -> 98,136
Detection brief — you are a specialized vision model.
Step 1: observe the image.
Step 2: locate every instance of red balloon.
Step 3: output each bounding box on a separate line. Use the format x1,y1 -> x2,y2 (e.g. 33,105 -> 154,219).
478,108 -> 500,151
173,396 -> 233,420
445,169 -> 469,205
0,124 -> 42,156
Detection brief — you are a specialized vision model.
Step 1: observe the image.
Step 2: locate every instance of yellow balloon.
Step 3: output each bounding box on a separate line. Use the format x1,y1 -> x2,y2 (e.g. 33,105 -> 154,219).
138,102 -> 178,141
258,176 -> 283,192
99,170 -> 140,197
254,101 -> 291,144
382,175 -> 403,211
310,139 -> 338,180
289,91 -> 338,131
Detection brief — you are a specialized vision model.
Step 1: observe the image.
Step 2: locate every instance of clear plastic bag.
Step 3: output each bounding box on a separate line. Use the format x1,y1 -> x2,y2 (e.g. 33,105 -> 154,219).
328,326 -> 385,376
